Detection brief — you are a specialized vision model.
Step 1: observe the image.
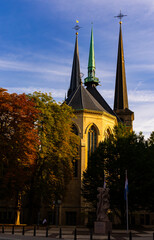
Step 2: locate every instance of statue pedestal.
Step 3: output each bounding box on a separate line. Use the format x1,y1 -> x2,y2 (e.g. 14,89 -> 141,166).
94,221 -> 112,234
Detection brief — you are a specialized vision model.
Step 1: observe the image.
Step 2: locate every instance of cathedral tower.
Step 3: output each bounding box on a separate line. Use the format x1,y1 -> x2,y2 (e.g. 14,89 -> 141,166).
67,32 -> 81,97
114,21 -> 134,127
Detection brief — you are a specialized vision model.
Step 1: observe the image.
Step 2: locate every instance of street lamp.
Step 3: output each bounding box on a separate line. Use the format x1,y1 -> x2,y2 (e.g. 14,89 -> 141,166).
53,200 -> 61,226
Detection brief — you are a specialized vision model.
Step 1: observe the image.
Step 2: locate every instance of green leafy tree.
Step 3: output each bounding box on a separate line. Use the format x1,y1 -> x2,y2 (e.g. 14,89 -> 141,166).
82,124 -> 154,225
147,131 -> 154,146
27,92 -> 79,223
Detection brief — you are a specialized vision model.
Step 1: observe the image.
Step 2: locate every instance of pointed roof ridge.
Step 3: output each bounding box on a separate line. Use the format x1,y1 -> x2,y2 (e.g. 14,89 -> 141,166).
81,86 -> 106,111
66,84 -> 107,112
114,22 -> 128,110
67,33 -> 81,97
67,84 -> 81,106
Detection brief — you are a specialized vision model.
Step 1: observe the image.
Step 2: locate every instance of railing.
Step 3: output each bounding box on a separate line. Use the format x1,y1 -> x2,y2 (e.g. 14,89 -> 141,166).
1,226 -> 154,240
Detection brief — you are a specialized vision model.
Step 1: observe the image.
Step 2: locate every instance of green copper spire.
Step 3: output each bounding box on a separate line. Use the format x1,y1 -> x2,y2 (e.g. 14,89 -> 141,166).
84,25 -> 99,86
88,25 -> 95,69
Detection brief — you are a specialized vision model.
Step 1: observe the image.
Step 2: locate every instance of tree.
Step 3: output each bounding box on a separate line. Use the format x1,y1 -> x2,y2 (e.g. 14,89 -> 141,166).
0,88 -> 39,224
147,131 -> 154,146
82,124 -> 154,226
27,92 -> 79,223
146,131 -> 154,212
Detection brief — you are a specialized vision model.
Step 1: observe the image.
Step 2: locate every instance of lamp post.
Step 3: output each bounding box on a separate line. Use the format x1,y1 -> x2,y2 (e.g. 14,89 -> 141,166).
57,200 -> 62,226
53,200 -> 62,226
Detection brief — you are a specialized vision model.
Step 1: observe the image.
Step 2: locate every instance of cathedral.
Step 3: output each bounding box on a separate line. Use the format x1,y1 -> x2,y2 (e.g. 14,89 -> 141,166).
60,21 -> 134,225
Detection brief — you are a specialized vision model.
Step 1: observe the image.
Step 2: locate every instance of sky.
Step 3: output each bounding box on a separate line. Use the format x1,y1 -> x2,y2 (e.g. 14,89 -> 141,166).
0,0 -> 154,138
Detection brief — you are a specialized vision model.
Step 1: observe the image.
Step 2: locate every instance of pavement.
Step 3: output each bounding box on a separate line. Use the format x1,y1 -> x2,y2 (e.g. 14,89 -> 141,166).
0,226 -> 153,240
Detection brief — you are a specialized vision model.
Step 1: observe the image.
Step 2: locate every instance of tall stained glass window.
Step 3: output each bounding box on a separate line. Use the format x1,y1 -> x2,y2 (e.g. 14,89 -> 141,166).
88,125 -> 97,158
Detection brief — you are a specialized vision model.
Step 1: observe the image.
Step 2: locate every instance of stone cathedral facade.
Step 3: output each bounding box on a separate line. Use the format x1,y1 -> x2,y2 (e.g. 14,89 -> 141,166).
60,22 -> 134,225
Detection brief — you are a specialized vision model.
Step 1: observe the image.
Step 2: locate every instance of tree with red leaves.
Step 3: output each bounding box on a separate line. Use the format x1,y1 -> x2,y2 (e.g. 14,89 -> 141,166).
0,88 -> 39,224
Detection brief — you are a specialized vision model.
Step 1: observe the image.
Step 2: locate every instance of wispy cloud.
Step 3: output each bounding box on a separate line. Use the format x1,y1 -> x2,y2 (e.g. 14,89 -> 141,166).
0,58 -> 71,82
7,87 -> 66,99
133,102 -> 154,138
52,37 -> 74,49
98,89 -> 154,103
129,90 -> 154,102
128,64 -> 154,72
39,0 -> 154,20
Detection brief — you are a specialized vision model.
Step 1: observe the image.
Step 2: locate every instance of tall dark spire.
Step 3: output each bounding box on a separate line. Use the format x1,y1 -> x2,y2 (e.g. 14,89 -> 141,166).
67,32 -> 81,97
114,21 -> 128,110
84,25 -> 99,87
113,20 -> 134,127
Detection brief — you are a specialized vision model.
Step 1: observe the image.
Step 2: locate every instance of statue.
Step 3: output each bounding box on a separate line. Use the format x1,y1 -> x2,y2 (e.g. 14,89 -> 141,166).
96,187 -> 110,222
94,187 -> 112,234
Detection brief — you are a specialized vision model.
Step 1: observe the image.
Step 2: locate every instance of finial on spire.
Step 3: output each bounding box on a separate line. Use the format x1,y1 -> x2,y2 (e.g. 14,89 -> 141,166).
114,10 -> 127,24
73,20 -> 82,34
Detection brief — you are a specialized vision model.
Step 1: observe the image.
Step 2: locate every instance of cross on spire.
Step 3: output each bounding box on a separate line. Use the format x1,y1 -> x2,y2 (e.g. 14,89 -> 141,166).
73,20 -> 82,34
114,10 -> 127,22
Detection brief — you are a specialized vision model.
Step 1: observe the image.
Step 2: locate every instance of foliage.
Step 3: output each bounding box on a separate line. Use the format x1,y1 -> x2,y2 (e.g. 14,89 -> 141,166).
0,89 -> 79,223
82,144 -> 105,209
82,124 -> 154,225
27,92 -> 79,214
147,131 -> 154,146
0,88 -> 39,201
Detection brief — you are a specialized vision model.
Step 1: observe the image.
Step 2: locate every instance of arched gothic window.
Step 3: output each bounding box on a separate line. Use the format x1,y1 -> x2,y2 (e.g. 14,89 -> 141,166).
104,127 -> 112,139
88,125 -> 97,158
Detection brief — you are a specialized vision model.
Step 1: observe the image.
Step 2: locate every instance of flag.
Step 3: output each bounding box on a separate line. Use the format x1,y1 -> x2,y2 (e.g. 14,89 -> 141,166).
124,170 -> 129,231
103,174 -> 106,188
124,176 -> 128,200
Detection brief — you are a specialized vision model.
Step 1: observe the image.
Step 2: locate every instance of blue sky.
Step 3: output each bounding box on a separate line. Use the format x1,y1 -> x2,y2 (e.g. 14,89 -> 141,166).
0,0 -> 154,138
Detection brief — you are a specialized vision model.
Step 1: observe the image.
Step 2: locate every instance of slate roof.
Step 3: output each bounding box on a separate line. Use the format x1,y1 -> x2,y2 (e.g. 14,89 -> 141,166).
87,85 -> 121,121
65,84 -> 106,112
65,29 -> 120,122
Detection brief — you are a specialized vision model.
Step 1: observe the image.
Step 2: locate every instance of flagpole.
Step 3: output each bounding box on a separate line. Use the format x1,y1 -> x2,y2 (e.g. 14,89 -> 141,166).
125,170 -> 129,232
